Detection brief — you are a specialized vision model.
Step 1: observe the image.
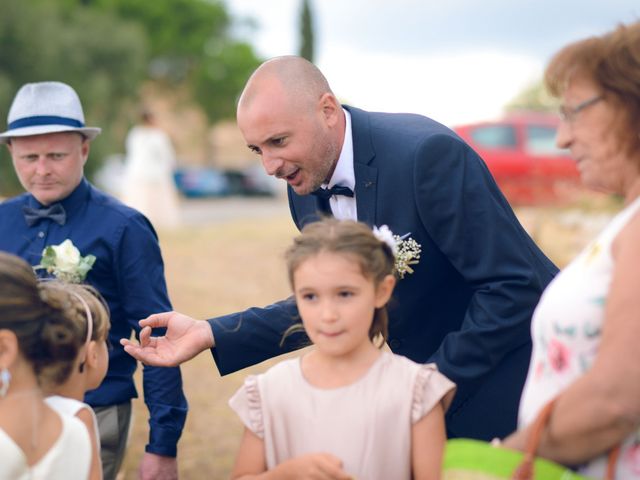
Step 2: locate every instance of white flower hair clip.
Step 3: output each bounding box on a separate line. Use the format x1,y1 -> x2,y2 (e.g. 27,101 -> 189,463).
34,239 -> 96,283
372,225 -> 421,279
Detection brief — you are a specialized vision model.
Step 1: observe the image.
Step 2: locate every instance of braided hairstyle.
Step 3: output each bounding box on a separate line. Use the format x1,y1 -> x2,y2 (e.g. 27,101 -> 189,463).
0,252 -> 82,386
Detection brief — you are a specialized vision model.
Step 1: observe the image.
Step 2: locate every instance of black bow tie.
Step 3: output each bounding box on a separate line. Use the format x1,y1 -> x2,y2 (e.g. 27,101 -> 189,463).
311,185 -> 354,200
22,204 -> 67,226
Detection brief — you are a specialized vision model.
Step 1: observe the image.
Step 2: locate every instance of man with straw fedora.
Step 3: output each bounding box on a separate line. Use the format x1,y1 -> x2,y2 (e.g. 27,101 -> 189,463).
0,81 -> 187,480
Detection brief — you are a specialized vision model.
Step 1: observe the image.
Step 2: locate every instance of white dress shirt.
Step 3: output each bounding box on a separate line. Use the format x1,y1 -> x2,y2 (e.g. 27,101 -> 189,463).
324,109 -> 357,220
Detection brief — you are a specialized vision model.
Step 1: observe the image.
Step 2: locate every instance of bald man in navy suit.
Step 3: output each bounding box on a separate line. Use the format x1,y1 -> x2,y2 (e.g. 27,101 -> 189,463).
122,56 -> 557,441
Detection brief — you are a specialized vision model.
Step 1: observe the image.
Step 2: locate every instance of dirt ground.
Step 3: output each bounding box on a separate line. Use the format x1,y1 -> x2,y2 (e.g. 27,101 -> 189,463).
118,193 -> 620,479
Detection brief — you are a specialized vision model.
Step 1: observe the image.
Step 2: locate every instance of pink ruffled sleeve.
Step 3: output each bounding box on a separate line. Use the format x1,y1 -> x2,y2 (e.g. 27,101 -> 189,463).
411,363 -> 457,424
228,375 -> 265,439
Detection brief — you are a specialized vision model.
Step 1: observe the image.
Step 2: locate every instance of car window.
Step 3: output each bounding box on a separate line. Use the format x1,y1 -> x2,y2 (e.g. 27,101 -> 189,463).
470,125 -> 517,149
525,125 -> 567,155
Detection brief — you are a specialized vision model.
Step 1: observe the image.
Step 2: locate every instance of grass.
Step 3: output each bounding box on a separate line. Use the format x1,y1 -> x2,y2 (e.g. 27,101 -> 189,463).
118,194 -> 618,479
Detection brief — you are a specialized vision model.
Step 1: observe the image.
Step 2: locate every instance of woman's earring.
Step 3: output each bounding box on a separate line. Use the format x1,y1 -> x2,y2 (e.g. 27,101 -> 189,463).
0,368 -> 11,397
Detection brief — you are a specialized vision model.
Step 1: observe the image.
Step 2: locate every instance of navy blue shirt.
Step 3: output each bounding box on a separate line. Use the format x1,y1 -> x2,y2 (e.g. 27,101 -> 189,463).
0,178 -> 187,456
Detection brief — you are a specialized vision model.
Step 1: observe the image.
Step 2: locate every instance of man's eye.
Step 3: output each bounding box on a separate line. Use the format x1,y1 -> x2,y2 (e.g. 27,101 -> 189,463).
272,137 -> 285,146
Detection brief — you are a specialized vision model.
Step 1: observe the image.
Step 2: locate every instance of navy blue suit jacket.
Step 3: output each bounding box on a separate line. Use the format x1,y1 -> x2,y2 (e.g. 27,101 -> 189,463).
210,106 -> 558,440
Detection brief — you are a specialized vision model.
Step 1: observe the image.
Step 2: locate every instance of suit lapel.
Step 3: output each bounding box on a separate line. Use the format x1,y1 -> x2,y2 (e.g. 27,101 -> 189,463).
347,106 -> 378,227
354,162 -> 377,226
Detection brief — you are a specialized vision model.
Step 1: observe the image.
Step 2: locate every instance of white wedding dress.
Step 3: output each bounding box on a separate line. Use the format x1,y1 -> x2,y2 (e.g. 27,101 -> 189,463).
121,125 -> 181,228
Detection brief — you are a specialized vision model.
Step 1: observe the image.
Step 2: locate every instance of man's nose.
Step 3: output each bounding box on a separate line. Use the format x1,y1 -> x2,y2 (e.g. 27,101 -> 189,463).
261,151 -> 284,177
34,157 -> 50,175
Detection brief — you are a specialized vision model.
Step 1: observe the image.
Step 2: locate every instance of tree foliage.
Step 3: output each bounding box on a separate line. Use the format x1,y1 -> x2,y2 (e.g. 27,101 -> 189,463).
298,0 -> 315,63
73,0 -> 262,122
0,0 -> 262,195
505,79 -> 559,113
0,0 -> 147,195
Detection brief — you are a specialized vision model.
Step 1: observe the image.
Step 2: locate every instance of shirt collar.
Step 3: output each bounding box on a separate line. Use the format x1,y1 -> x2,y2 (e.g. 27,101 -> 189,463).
28,177 -> 90,217
325,108 -> 355,191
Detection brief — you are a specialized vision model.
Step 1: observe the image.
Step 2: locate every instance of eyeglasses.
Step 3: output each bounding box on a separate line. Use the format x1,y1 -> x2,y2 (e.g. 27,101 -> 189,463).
558,95 -> 603,123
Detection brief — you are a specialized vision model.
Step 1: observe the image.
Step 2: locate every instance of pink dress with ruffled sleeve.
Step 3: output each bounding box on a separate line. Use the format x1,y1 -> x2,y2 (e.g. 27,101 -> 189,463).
229,350 -> 455,480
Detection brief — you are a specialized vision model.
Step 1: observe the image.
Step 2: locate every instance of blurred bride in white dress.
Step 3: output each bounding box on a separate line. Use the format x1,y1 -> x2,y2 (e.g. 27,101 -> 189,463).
121,109 -> 181,228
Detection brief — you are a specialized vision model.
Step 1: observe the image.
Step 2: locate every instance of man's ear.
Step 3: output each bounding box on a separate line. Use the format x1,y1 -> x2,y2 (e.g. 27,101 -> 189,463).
374,274 -> 396,308
0,330 -> 19,369
80,139 -> 90,166
318,93 -> 341,127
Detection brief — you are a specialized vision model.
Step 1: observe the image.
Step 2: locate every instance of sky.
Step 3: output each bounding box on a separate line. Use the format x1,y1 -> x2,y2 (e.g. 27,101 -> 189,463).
225,0 -> 639,126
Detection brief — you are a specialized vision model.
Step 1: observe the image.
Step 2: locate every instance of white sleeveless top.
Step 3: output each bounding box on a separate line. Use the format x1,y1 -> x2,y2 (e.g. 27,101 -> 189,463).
518,197 -> 640,478
46,395 -> 101,449
0,410 -> 91,480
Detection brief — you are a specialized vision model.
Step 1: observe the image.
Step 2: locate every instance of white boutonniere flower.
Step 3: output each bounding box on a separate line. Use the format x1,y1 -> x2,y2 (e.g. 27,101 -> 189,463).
373,225 -> 421,279
35,239 -> 96,283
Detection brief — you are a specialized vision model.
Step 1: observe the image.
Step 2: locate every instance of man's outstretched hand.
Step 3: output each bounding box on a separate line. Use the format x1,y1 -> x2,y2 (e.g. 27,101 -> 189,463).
120,311 -> 214,367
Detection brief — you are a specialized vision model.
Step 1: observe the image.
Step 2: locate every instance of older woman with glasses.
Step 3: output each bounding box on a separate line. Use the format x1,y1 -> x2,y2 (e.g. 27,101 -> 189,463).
500,20 -> 640,478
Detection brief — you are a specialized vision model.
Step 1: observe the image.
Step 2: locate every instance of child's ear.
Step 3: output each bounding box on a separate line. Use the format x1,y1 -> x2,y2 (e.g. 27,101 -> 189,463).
374,274 -> 396,308
84,341 -> 100,369
0,330 -> 19,368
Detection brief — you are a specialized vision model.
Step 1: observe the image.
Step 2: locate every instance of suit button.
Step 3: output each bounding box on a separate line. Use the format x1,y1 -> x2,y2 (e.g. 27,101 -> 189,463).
389,339 -> 401,350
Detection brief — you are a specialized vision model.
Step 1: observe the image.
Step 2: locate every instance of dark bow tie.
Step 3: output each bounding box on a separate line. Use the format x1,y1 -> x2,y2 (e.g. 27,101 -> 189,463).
311,185 -> 354,200
22,204 -> 67,226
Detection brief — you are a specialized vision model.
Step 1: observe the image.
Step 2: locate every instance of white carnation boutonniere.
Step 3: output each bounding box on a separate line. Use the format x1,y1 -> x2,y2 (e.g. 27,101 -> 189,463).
373,225 -> 422,279
34,239 -> 96,283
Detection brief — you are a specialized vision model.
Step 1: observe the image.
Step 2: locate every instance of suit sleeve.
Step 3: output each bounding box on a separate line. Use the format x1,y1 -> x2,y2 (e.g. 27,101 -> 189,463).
208,297 -> 308,375
413,133 -> 557,412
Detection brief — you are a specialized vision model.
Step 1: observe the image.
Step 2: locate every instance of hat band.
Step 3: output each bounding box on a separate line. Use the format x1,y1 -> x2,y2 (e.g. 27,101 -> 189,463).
8,115 -> 85,130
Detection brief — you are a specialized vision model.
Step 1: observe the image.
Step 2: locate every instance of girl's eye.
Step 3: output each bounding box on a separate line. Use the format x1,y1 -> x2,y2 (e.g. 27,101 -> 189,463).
338,290 -> 353,298
302,293 -> 316,301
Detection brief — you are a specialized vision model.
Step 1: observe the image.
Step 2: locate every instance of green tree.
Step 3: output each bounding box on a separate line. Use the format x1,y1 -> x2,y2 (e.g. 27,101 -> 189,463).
505,80 -> 559,113
298,0 -> 315,62
0,0 -> 148,196
73,0 -> 262,123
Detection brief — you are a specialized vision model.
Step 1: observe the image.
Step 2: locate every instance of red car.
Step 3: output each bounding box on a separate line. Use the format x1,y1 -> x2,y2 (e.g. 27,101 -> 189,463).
454,112 -> 581,204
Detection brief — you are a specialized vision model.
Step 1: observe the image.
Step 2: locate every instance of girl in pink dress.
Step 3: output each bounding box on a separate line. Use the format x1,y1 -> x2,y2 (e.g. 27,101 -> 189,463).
229,219 -> 455,480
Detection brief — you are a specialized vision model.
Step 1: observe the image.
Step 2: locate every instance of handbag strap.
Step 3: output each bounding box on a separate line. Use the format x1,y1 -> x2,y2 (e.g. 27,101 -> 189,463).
511,398 -> 619,480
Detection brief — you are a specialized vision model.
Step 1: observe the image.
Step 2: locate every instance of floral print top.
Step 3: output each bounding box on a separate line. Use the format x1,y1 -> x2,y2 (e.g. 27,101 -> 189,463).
518,197 -> 640,478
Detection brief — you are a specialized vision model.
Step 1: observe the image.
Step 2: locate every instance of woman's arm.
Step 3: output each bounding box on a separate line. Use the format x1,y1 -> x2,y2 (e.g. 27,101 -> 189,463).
504,213 -> 640,464
76,407 -> 102,480
231,428 -> 352,480
412,403 -> 446,480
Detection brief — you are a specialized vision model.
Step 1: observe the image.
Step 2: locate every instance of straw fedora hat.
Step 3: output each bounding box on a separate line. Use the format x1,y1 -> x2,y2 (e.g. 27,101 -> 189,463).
0,81 -> 101,144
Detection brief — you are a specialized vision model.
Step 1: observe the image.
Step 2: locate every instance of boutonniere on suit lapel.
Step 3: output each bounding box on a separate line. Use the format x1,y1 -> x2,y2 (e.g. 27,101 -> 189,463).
373,225 -> 421,279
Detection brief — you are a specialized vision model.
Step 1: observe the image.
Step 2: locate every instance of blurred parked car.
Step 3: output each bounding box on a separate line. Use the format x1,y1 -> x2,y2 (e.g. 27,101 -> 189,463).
173,166 -> 276,198
453,112 -> 581,204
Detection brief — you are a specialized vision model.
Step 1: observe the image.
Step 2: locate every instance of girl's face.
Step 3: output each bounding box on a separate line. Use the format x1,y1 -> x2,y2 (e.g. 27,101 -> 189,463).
87,339 -> 108,391
293,251 -> 394,359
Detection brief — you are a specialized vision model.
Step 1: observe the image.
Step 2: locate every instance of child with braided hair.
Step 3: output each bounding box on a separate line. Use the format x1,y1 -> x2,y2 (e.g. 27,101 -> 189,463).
43,282 -> 111,480
0,252 -> 90,479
